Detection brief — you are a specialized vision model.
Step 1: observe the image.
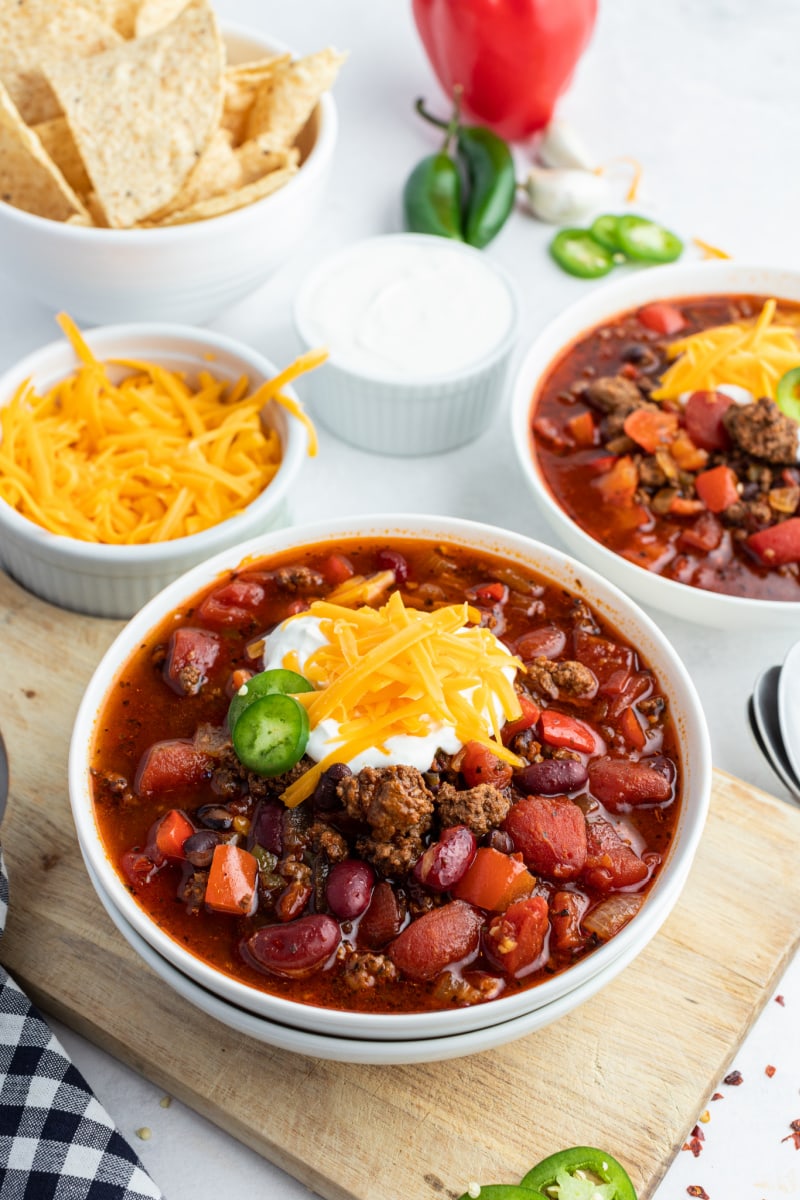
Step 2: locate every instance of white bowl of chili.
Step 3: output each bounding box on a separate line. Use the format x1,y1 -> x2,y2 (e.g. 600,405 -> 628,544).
0,322 -> 311,618
511,260 -> 800,628
69,514 -> 711,1043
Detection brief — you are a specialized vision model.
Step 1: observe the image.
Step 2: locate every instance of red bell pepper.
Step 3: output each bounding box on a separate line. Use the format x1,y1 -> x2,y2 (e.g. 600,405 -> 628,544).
412,0 -> 597,142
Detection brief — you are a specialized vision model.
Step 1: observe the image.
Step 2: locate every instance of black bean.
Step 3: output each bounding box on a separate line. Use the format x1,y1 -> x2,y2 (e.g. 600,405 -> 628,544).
196,804 -> 233,831
313,763 -> 352,812
183,830 -> 220,867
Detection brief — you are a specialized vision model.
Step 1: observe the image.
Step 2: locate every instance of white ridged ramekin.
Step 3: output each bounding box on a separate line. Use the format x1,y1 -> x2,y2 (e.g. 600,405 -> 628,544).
293,234 -> 520,455
0,324 -> 308,618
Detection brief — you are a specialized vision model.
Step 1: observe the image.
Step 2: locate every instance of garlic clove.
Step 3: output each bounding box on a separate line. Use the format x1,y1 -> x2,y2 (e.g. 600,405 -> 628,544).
523,166 -> 612,225
538,119 -> 597,171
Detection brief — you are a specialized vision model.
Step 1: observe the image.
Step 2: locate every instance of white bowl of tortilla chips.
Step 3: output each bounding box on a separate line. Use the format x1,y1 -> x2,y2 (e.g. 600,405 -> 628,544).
0,0 -> 341,323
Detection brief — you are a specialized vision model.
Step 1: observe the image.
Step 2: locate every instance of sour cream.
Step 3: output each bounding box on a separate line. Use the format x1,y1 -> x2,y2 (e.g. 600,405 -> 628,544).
262,614 -> 517,773
295,236 -> 516,380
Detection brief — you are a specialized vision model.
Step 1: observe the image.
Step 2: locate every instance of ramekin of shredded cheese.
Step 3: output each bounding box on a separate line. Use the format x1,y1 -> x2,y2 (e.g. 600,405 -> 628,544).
0,319 -> 322,618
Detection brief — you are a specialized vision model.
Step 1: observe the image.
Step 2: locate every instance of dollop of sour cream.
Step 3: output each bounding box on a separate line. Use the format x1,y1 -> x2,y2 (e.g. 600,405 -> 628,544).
299,238 -> 515,380
262,614 -> 517,773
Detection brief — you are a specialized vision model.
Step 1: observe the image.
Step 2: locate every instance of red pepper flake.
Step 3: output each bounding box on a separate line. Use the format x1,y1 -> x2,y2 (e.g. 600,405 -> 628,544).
781,1119 -> 800,1149
723,1069 -> 743,1086
691,1125 -> 706,1141
775,994 -> 786,1006
683,1137 -> 704,1157
765,1065 -> 777,1078
711,1092 -> 724,1101
687,1187 -> 709,1198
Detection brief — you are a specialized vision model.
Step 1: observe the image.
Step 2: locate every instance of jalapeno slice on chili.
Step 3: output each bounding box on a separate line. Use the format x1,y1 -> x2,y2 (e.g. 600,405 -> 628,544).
521,1147 -> 637,1200
550,229 -> 615,279
231,693 -> 310,777
228,668 -> 312,733
776,365 -> 800,424
615,215 -> 683,264
590,214 -> 623,253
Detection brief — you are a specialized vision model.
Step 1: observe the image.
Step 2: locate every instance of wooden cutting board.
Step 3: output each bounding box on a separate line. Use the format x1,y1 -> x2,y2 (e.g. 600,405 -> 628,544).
1,568 -> 799,1200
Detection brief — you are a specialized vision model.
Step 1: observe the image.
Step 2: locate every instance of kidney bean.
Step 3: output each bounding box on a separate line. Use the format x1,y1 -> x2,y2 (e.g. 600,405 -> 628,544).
312,763 -> 352,812
375,548 -> 409,584
183,829 -> 221,867
389,900 -> 482,983
249,801 -> 284,855
247,914 -> 341,979
196,805 -> 233,831
326,860 -> 375,919
514,759 -> 588,797
485,829 -> 514,855
356,882 -> 405,951
413,825 -> 477,892
515,625 -> 566,661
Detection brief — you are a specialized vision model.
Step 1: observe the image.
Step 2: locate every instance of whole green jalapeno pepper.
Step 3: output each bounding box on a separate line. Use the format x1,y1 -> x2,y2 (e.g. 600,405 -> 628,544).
403,103 -> 464,241
415,96 -> 516,248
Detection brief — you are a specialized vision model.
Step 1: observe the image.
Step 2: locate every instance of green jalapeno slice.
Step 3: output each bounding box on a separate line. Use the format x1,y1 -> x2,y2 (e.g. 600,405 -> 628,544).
456,1188 -> 548,1200
231,692 -> 310,778
590,214 -> 623,253
776,365 -> 800,424
549,229 -> 615,279
521,1146 -> 637,1200
614,215 -> 683,264
228,668 -> 312,733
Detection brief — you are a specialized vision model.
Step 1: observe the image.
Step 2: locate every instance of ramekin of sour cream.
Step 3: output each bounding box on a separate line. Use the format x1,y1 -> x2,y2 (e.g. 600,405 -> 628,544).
293,233 -> 520,455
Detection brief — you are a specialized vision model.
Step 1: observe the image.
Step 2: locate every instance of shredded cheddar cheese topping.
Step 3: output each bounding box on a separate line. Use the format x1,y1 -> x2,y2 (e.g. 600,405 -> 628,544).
0,314 -> 324,544
653,299 -> 800,403
280,590 -> 525,807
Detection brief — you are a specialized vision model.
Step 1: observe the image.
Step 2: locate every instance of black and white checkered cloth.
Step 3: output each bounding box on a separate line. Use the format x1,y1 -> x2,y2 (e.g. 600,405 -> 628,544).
0,846 -> 164,1200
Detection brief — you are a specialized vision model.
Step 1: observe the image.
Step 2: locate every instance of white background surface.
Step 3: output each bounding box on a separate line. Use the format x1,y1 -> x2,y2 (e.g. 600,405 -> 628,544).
3,0 -> 800,1196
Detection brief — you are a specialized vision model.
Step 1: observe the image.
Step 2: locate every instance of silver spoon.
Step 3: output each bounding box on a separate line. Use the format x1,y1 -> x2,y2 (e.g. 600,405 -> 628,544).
749,665 -> 800,802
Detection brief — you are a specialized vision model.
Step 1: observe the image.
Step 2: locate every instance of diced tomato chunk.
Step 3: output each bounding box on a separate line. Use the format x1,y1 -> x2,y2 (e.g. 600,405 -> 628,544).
135,740 -> 211,795
197,578 -> 266,626
501,695 -> 541,744
549,890 -> 588,953
678,511 -> 724,552
623,408 -> 679,454
539,710 -> 597,754
573,630 -> 634,695
468,581 -> 508,606
460,742 -> 513,788
669,429 -> 708,472
594,455 -> 639,505
588,756 -> 673,811
746,517 -> 800,567
683,391 -> 733,452
618,705 -> 647,750
389,900 -> 482,982
154,809 -> 194,860
566,410 -> 597,447
120,849 -> 158,888
164,627 -> 220,696
583,818 -> 648,891
451,847 -> 535,910
694,464 -> 739,513
502,795 -> 588,881
319,553 -> 355,586
206,844 -> 258,916
484,896 -> 549,979
637,302 -> 686,336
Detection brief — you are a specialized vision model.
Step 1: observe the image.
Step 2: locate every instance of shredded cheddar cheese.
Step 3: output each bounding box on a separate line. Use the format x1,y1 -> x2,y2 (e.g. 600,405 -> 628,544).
0,314 -> 324,544
652,299 -> 800,402
280,591 -> 525,807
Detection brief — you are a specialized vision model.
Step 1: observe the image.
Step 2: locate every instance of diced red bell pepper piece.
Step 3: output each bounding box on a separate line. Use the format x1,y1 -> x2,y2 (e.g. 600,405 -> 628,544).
637,302 -> 686,336
539,710 -> 597,754
683,391 -> 734,452
197,578 -> 266,626
460,741 -> 513,788
164,627 -> 220,696
503,795 -> 588,881
318,553 -> 355,586
618,705 -> 647,750
669,429 -> 709,472
154,809 -> 194,860
623,408 -> 679,454
583,818 -> 648,891
549,890 -> 588,953
678,511 -> 724,552
746,517 -> 800,566
484,896 -> 549,979
588,756 -> 673,811
451,847 -> 535,911
566,410 -> 597,447
501,695 -> 542,744
694,464 -> 739,513
389,900 -> 482,982
135,740 -> 211,795
468,581 -> 508,606
206,844 -> 259,916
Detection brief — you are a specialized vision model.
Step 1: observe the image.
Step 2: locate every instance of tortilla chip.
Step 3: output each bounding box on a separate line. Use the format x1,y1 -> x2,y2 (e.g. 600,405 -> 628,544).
149,127 -> 242,220
33,116 -> 91,196
43,0 -> 224,228
0,0 -> 122,125
134,0 -> 191,37
236,141 -> 297,187
77,0 -> 140,38
153,163 -> 297,226
244,49 -> 345,147
220,57 -> 291,146
0,81 -> 89,221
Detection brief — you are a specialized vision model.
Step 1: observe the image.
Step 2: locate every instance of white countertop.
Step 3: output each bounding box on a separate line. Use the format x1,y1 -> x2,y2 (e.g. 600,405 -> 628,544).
3,0 -> 800,1195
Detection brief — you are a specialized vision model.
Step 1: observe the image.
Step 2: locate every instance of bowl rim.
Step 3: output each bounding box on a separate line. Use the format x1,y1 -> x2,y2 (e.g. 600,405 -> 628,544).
293,232 -> 521,386
510,259 -> 800,619
0,22 -> 337,241
68,513 -> 712,1039
0,322 -> 308,563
